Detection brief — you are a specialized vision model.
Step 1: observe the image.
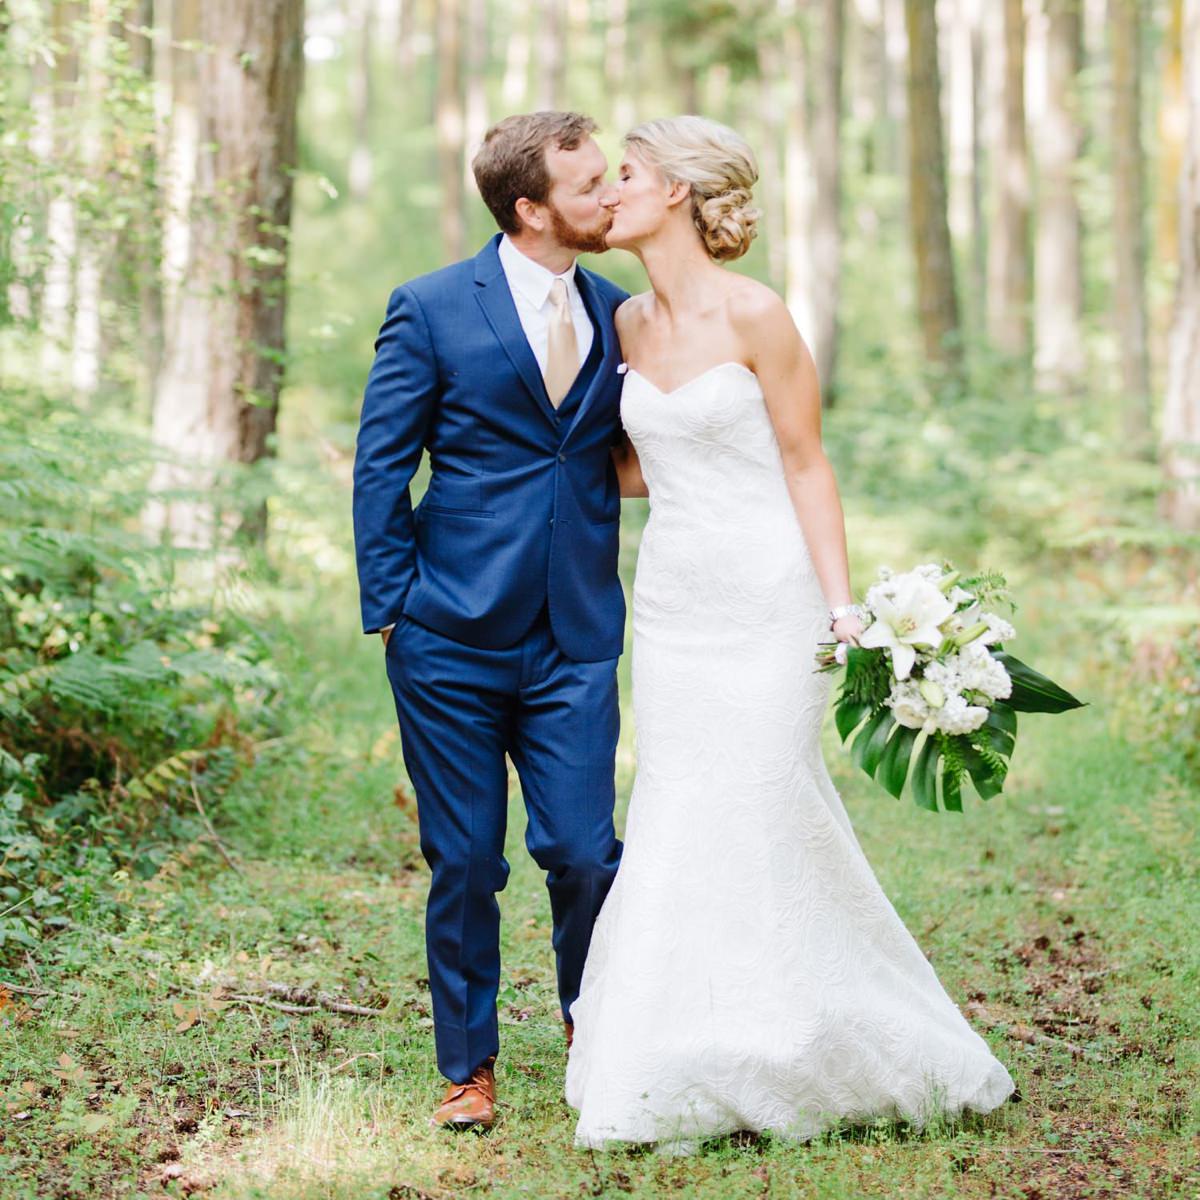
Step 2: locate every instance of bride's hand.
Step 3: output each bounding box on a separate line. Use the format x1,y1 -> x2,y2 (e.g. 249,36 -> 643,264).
832,615 -> 864,646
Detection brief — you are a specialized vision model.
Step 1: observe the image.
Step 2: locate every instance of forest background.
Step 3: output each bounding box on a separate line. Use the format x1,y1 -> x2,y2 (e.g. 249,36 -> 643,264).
0,0 -> 1197,1197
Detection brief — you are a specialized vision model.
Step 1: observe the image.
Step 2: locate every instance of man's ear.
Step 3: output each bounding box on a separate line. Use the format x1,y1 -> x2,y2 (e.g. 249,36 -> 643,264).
513,197 -> 545,233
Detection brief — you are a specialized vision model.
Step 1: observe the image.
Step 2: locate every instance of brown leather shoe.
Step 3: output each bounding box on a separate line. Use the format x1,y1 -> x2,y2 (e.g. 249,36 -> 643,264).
564,1018 -> 574,1050
430,1057 -> 496,1130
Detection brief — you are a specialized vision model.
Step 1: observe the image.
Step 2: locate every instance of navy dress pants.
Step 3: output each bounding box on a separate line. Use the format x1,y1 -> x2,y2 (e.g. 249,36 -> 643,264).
383,605 -> 623,1084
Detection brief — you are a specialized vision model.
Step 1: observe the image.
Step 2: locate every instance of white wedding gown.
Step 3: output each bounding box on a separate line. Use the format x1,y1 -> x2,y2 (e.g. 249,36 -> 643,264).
564,361 -> 1015,1151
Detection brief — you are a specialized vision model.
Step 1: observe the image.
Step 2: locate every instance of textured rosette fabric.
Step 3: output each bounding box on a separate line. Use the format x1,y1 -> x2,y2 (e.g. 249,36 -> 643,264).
564,363 -> 1015,1151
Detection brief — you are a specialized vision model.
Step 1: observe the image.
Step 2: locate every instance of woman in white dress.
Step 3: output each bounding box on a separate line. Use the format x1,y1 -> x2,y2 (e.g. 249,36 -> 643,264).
564,116 -> 1016,1152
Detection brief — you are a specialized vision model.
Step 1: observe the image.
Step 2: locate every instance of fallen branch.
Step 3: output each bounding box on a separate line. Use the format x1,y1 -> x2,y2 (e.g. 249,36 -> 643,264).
329,1052 -> 384,1074
263,982 -> 388,1017
228,993 -> 318,1014
0,979 -> 57,997
965,1001 -> 1101,1061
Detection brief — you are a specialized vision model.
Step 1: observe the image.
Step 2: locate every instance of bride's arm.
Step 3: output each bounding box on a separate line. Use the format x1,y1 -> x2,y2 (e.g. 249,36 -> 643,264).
611,296 -> 649,498
612,432 -> 648,498
736,288 -> 863,644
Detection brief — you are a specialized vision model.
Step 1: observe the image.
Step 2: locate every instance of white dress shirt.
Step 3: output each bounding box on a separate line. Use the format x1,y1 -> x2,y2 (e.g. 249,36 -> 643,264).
497,233 -> 594,372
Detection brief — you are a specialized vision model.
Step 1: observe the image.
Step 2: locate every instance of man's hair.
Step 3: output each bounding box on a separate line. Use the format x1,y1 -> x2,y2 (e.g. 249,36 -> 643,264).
472,111 -> 599,235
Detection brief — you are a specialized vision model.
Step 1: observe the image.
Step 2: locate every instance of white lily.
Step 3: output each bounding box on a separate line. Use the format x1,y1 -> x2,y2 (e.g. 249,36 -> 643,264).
860,573 -> 955,680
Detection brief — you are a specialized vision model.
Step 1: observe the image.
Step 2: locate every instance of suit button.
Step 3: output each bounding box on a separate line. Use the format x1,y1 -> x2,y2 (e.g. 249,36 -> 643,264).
549,518 -> 555,526
558,453 -> 566,463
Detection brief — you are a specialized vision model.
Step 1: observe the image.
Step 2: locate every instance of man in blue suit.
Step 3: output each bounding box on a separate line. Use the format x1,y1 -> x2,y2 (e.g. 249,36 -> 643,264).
353,112 -> 629,1130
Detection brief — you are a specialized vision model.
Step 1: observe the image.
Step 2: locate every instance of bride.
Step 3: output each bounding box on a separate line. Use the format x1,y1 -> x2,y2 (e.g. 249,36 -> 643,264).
564,115 -> 1016,1152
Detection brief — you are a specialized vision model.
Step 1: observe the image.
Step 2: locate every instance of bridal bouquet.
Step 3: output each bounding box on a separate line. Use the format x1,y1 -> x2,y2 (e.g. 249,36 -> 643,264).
816,563 -> 1083,812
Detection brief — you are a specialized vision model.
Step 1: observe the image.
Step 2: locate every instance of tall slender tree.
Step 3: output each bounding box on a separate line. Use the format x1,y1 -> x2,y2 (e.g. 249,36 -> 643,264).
1161,0 -> 1200,529
946,0 -> 985,324
348,0 -> 375,201
463,0 -> 488,184
987,0 -> 1031,358
1110,0 -> 1152,448
809,0 -> 845,403
904,0 -> 961,372
536,0 -> 565,108
147,0 -> 305,547
1033,0 -> 1085,391
436,0 -> 465,260
40,0 -> 80,377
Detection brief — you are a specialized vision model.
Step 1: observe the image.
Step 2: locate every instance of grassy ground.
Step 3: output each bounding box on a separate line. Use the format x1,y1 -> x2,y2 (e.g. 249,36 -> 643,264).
2,499 -> 1197,1200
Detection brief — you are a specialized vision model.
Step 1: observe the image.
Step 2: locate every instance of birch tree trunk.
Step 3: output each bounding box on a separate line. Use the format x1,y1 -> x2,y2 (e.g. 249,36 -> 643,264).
809,0 -> 846,403
605,0 -> 633,130
536,0 -> 565,109
1161,0 -> 1200,529
780,0 -> 818,356
756,39 -> 788,292
946,0 -> 986,326
130,0 -> 163,395
436,0 -> 465,260
501,0 -> 531,109
1110,0 -> 1152,447
71,0 -> 112,399
986,0 -> 1031,358
148,0 -> 305,548
1157,0 -> 1185,275
348,0 -> 374,201
40,1 -> 79,379
463,0 -> 488,185
1033,0 -> 1085,391
904,0 -> 962,370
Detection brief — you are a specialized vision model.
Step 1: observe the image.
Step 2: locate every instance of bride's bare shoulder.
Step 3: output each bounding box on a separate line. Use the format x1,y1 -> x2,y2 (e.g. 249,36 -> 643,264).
723,277 -> 790,326
615,291 -> 652,332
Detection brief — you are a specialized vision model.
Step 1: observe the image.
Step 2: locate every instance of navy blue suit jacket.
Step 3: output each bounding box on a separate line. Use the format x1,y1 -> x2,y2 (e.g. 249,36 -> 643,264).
352,235 -> 630,662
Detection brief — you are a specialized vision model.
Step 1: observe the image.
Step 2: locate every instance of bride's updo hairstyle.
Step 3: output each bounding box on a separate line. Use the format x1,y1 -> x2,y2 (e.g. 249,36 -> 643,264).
623,115 -> 761,262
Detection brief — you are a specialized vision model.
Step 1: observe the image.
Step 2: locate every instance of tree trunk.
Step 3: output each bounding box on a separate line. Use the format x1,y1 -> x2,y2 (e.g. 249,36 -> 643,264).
40,0 -> 80,379
986,0 -> 1030,358
436,0 -> 465,260
72,0 -> 113,399
1157,0 -> 1185,275
904,0 -> 962,370
536,0 -> 565,109
501,1 -> 530,108
756,39 -> 787,291
348,0 -> 374,201
397,0 -> 415,73
1033,0 -> 1085,391
148,0 -> 305,548
463,0 -> 487,187
1111,0 -> 1152,448
809,0 -> 845,404
132,0 -> 164,396
1161,0 -> 1200,529
780,0 -> 817,354
605,0 -> 633,130
849,0 -> 887,175
946,0 -> 985,326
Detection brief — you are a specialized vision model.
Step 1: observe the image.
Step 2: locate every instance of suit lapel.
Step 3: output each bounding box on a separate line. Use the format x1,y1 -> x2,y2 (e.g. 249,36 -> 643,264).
560,267 -> 616,448
473,237 -> 559,428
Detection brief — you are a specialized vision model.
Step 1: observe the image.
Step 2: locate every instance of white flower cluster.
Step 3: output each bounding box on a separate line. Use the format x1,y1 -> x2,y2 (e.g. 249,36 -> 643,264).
859,562 -> 1016,738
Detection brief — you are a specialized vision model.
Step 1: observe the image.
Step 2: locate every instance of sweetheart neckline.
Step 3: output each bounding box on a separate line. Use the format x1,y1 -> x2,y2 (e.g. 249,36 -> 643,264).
624,361 -> 760,397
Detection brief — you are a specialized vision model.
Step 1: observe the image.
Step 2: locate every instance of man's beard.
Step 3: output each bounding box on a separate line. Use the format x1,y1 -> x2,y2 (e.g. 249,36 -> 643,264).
548,202 -> 612,255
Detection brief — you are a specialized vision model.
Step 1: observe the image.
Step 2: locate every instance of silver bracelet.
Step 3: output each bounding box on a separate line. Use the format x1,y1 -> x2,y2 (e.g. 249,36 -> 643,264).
829,603 -> 866,625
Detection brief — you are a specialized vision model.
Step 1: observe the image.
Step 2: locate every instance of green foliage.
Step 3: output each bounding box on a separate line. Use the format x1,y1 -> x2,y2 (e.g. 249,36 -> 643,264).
0,392 -> 285,964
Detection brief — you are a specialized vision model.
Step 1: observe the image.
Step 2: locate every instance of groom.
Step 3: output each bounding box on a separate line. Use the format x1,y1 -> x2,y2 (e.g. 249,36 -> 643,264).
352,112 -> 629,1130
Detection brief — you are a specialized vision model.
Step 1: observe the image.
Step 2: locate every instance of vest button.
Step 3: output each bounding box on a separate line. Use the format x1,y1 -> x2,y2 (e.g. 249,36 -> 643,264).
558,453 -> 566,463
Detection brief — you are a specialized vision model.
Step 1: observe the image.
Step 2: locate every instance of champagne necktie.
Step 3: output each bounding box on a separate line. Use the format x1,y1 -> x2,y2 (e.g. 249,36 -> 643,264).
544,278 -> 579,408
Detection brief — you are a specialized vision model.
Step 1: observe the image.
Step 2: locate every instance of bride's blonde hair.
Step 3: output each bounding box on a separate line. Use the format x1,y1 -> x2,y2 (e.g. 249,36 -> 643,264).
623,115 -> 761,262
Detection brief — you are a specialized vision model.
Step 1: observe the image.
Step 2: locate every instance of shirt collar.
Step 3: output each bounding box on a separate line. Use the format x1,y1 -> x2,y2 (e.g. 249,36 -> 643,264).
498,234 -> 577,310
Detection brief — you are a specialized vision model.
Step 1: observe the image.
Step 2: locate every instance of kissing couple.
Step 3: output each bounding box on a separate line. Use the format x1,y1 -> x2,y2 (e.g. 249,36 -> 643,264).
352,110 -> 1015,1152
